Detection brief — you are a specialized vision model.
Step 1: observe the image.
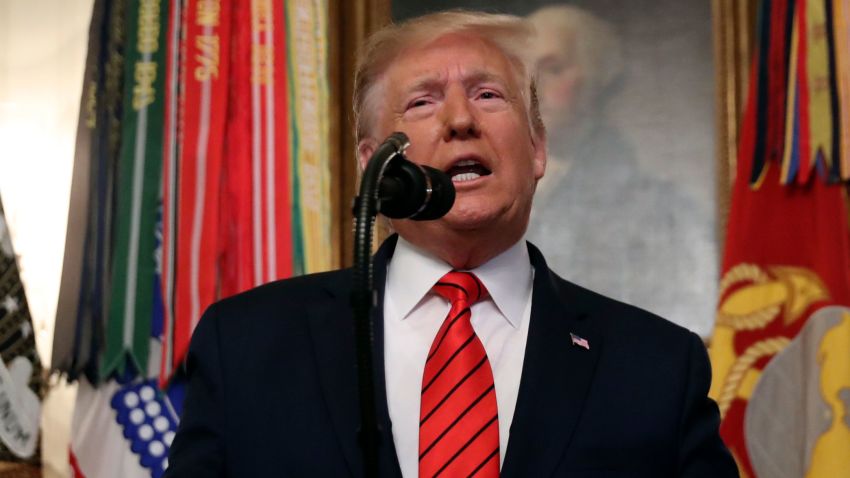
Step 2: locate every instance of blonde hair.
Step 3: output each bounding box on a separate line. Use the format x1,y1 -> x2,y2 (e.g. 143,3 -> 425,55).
353,10 -> 545,144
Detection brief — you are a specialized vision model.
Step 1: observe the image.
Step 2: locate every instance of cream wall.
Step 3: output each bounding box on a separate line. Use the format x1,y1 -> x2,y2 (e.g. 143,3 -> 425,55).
0,0 -> 94,476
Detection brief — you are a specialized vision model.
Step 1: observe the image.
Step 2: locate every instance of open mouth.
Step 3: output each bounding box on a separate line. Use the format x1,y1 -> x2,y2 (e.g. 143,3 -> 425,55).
445,159 -> 492,183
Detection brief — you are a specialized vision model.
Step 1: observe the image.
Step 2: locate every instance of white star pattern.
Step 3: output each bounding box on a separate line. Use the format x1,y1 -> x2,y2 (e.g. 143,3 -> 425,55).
19,321 -> 31,339
2,295 -> 19,314
0,216 -> 13,259
112,380 -> 180,477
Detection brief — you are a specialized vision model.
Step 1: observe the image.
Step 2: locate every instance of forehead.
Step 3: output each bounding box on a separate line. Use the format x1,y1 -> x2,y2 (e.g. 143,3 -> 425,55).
382,33 -> 519,91
533,27 -> 576,61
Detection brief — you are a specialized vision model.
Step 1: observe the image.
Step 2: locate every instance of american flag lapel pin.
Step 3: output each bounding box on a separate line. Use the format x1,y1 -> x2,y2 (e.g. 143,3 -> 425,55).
570,332 -> 590,350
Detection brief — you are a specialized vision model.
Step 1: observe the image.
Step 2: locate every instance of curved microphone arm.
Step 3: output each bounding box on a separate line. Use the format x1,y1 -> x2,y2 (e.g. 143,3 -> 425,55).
351,132 -> 410,478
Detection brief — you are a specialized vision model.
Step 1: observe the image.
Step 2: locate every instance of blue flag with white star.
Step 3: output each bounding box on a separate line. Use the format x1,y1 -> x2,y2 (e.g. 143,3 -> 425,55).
0,195 -> 45,473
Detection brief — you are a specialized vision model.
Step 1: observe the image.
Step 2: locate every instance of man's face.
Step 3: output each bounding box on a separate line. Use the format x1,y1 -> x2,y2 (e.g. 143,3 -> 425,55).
361,33 -> 546,243
534,29 -> 583,133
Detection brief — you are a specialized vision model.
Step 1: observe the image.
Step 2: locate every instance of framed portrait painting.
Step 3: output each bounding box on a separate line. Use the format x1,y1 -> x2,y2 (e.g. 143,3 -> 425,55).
386,0 -> 732,337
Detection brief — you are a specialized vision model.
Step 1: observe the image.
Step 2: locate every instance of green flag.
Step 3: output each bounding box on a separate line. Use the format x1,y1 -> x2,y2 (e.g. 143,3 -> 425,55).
102,0 -> 168,379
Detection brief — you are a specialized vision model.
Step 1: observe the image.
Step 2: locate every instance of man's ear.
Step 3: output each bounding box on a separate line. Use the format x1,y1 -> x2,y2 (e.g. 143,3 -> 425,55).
532,131 -> 547,181
357,138 -> 378,171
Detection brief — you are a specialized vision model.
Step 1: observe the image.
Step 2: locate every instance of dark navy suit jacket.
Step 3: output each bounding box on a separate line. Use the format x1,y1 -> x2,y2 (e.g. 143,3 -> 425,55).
164,236 -> 737,477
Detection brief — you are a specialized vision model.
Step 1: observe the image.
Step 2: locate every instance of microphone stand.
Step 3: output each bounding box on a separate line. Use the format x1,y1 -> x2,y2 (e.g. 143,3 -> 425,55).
351,133 -> 410,478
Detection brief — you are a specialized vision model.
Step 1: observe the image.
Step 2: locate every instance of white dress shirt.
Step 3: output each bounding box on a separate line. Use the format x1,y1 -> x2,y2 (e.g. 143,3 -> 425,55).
383,236 -> 534,477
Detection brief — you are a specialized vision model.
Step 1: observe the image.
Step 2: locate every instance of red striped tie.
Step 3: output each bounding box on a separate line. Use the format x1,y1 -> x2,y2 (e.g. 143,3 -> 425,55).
419,271 -> 499,477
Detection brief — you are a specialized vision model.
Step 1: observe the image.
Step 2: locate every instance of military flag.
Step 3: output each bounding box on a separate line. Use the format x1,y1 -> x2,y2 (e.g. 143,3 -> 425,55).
158,0 -> 333,387
53,0 -> 126,383
746,0 -> 850,186
158,0 -> 235,388
58,0 -> 333,475
708,1 -> 850,476
0,198 -> 46,476
287,0 -> 334,276
100,0 -> 169,381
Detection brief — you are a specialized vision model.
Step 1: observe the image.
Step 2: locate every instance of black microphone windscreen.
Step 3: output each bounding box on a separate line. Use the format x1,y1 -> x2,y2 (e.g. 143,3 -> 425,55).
410,166 -> 455,221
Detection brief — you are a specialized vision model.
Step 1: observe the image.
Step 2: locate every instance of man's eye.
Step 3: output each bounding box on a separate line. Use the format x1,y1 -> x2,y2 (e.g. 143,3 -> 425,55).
478,90 -> 502,100
538,59 -> 563,76
408,98 -> 431,109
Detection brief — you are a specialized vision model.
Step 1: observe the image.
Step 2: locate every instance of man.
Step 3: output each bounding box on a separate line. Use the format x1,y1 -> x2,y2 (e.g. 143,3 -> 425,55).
165,11 -> 737,477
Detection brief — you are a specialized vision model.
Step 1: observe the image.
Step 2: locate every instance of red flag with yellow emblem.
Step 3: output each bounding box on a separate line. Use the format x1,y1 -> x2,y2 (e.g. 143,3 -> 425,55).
709,2 -> 850,476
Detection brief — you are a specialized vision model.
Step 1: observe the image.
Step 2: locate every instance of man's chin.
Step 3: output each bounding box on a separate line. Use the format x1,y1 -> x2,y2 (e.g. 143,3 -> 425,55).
391,211 -> 496,238
440,217 -> 492,232
439,209 -> 527,237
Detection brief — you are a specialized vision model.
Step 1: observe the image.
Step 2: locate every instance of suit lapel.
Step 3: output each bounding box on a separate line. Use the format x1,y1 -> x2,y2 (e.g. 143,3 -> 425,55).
306,236 -> 402,478
371,236 -> 403,477
501,244 -> 603,478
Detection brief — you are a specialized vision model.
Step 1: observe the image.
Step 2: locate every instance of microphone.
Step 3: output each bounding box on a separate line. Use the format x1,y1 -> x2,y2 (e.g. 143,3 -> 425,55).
371,133 -> 456,220
350,132 -> 455,476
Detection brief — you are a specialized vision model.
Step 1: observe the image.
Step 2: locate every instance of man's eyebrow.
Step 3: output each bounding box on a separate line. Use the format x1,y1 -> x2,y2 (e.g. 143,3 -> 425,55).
403,74 -> 445,95
401,70 -> 509,95
462,70 -> 508,88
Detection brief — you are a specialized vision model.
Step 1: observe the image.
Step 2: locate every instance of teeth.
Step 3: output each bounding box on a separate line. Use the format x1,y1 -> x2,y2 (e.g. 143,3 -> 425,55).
455,159 -> 479,167
452,172 -> 481,182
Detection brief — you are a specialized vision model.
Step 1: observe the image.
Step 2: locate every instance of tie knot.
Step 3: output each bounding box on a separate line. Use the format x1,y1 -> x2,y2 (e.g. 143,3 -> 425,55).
432,271 -> 489,305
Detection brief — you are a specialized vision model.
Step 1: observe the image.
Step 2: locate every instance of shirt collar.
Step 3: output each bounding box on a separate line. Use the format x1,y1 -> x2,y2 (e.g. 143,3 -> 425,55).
386,236 -> 533,329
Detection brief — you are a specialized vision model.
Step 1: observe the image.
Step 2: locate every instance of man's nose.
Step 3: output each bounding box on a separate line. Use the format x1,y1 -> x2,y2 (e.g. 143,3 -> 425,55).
441,89 -> 479,140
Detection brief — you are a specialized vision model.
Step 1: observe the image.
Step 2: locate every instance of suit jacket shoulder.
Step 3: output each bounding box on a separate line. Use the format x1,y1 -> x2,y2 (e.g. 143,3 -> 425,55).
210,268 -> 352,324
165,267 -> 367,478
549,268 -> 706,373
166,240 -> 404,478
506,243 -> 737,477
